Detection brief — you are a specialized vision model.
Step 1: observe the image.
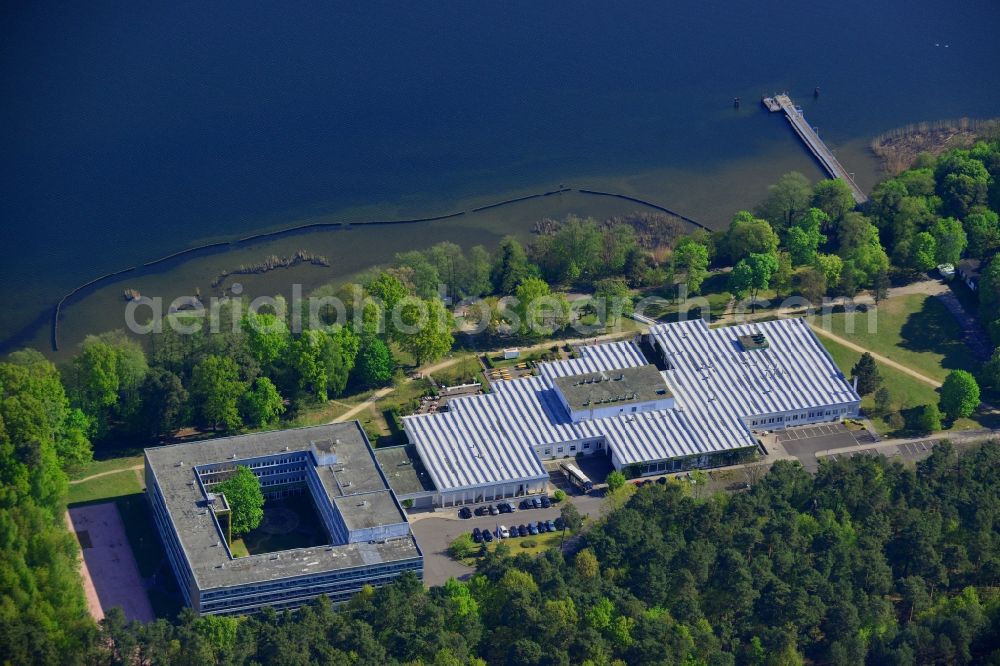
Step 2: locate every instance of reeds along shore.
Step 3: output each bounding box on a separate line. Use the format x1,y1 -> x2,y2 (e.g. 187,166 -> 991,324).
47,185 -> 707,351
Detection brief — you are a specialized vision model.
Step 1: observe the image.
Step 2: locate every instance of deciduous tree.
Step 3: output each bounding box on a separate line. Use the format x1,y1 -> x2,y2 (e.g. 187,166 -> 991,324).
216,465 -> 264,536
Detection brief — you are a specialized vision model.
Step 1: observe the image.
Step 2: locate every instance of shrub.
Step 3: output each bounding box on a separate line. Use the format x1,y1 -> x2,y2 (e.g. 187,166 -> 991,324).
552,489 -> 566,502
919,404 -> 942,434
448,534 -> 476,559
520,539 -> 537,549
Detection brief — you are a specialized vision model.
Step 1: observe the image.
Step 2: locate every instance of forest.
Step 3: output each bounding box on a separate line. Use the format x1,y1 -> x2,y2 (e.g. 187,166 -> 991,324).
16,442 -> 1000,665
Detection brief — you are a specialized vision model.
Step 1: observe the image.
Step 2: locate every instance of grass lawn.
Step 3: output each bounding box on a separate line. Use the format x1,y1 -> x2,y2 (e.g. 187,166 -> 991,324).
819,335 -> 981,434
229,539 -> 251,558
822,293 -> 978,383
67,468 -> 143,505
462,531 -> 566,564
67,454 -> 143,482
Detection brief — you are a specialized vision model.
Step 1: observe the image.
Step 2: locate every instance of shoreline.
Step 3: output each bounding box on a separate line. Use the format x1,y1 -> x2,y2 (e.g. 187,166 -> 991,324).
36,186 -> 707,353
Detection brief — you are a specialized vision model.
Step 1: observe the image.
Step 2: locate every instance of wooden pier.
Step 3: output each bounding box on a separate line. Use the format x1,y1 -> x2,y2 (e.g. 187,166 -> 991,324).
762,94 -> 867,204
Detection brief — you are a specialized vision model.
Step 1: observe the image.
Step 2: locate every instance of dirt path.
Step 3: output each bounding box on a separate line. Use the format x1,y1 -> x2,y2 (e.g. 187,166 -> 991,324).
70,464 -> 144,485
808,323 -> 942,388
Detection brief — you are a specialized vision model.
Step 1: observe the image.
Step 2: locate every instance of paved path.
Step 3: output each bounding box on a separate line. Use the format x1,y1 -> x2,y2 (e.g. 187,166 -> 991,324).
807,323 -> 942,387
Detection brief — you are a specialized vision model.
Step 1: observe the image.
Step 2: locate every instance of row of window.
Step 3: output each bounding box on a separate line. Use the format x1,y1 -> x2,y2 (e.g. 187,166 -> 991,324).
200,559 -> 421,602
541,440 -> 603,456
202,566 -> 423,613
749,407 -> 850,427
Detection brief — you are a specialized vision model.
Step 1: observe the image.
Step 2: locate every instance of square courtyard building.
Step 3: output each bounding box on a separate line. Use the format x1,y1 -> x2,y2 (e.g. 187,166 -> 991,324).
144,423 -> 422,615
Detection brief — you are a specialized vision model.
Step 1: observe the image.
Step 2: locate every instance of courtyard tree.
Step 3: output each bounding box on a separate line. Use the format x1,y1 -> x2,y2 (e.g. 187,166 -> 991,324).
940,370 -> 980,421
216,465 -> 265,537
851,352 -> 882,396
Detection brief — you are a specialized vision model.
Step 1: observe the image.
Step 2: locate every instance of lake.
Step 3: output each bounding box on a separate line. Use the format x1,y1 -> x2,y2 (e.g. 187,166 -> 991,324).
2,0 -> 998,355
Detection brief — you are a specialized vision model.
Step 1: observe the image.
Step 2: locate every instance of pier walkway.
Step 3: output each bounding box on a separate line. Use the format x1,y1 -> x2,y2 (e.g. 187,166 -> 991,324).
763,94 -> 868,204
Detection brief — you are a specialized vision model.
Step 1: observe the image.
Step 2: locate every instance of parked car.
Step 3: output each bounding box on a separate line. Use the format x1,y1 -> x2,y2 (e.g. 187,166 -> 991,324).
531,497 -> 542,509
540,496 -> 551,508
472,527 -> 482,543
499,525 -> 510,538
528,523 -> 538,535
488,504 -> 499,515
546,520 -> 556,532
499,502 -> 514,514
482,530 -> 493,543
474,506 -> 488,516
536,521 -> 548,533
519,499 -> 533,510
554,517 -> 565,530
656,476 -> 667,485
518,525 -> 528,537
458,507 -> 472,519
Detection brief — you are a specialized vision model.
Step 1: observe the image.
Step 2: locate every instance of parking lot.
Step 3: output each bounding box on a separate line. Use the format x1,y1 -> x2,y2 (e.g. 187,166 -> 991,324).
776,423 -> 872,472
823,439 -> 938,465
410,493 -> 606,586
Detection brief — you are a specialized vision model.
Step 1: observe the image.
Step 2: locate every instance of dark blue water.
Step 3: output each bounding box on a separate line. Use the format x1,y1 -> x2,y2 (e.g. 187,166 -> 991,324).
2,0 -> 999,344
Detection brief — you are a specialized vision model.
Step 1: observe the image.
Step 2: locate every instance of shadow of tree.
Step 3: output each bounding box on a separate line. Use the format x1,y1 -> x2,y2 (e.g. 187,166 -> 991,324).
898,298 -> 976,373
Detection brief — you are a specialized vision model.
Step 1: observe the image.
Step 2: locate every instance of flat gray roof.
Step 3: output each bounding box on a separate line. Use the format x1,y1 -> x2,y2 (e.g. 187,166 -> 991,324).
145,423 -> 419,592
373,445 -> 437,496
552,364 -> 671,412
334,490 -> 406,531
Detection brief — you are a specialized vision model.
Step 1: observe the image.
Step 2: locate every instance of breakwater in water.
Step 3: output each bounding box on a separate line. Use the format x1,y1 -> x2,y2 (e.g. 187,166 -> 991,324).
48,186 -> 704,351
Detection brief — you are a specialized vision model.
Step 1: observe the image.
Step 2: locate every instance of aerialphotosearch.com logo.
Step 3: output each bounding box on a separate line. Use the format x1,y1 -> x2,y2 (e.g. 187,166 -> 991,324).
124,282 -> 879,338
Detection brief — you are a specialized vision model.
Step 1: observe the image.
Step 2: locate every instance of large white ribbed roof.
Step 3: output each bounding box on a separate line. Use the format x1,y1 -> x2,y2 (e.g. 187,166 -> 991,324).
403,319 -> 859,492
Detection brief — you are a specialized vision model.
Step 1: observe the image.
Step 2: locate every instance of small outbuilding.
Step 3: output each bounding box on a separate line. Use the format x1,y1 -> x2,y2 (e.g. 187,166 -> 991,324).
957,259 -> 981,292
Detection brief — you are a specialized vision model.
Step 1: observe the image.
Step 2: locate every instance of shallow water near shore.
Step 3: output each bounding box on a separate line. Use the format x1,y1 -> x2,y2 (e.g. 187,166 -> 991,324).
2,0 -> 998,354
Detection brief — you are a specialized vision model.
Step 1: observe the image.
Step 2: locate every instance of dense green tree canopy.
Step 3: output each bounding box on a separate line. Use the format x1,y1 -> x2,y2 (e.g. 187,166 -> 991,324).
939,370 -> 980,421
354,334 -> 394,387
190,355 -> 245,430
672,237 -> 710,294
242,377 -> 285,427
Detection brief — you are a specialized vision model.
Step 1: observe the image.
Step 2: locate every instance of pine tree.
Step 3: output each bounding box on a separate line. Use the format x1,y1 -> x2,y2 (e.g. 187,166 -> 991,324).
851,352 -> 882,395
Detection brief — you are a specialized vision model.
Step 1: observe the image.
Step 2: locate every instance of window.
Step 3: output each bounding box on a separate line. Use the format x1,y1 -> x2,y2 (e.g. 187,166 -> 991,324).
543,448 -> 551,455
570,445 -> 576,452
583,442 -> 591,450
557,446 -> 564,453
